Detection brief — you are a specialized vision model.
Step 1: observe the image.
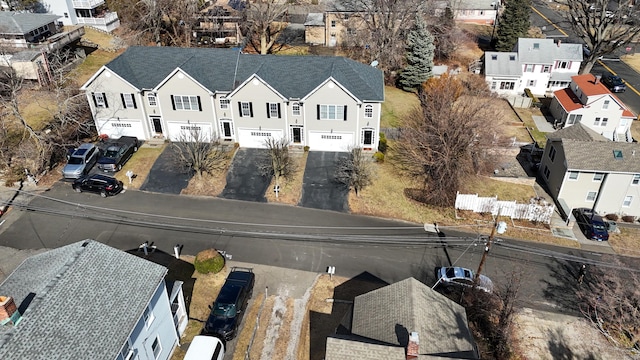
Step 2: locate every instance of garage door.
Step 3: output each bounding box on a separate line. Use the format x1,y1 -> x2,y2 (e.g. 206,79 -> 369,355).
307,131 -> 354,152
96,118 -> 146,140
237,129 -> 284,148
167,122 -> 214,142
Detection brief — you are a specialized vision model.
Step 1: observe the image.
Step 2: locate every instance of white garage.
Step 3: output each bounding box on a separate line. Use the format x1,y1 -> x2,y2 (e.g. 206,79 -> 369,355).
166,122 -> 214,142
96,118 -> 146,140
237,128 -> 284,148
307,131 -> 354,152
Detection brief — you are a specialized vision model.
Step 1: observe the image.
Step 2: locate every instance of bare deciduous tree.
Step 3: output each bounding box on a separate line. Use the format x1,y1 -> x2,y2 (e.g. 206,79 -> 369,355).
244,0 -> 289,54
259,137 -> 296,196
394,74 -> 502,207
576,258 -> 640,350
171,128 -> 230,178
334,147 -> 374,196
566,0 -> 640,74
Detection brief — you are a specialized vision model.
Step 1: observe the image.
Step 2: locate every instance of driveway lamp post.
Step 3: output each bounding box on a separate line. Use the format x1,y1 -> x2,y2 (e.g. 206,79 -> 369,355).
474,219 -> 507,285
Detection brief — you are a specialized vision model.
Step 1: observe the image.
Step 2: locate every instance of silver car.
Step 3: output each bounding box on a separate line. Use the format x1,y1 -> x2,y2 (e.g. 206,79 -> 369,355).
62,143 -> 100,179
435,266 -> 494,293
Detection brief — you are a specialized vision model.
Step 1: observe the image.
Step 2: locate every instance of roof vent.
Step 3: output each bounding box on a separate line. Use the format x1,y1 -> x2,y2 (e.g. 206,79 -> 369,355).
613,150 -> 623,159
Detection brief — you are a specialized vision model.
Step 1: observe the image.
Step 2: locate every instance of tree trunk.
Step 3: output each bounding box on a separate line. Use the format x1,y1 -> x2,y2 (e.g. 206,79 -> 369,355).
260,31 -> 268,55
580,58 -> 597,75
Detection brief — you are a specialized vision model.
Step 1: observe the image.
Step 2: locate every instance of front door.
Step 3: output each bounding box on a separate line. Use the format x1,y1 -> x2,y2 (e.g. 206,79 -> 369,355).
220,120 -> 233,140
291,126 -> 302,144
151,116 -> 163,134
362,129 -> 374,146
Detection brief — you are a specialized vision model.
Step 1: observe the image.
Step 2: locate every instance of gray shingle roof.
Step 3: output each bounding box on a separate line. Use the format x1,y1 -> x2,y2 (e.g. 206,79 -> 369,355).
560,139 -> 640,173
325,336 -> 405,360
102,46 -> 384,102
457,0 -> 496,10
547,123 -> 608,142
350,278 -> 476,357
516,38 -> 582,63
484,52 -> 521,76
304,13 -> 324,26
0,11 -> 60,35
0,240 -> 168,360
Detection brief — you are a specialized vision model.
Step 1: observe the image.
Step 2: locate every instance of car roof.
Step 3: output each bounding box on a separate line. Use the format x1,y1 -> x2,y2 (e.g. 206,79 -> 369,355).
87,174 -> 117,182
77,143 -> 95,150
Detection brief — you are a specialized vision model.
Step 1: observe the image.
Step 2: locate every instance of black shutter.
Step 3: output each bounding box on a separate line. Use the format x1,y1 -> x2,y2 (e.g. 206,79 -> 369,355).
249,102 -> 253,117
91,93 -> 97,107
120,93 -> 126,107
238,102 -> 243,117
197,96 -> 202,111
277,103 -> 281,118
103,93 -> 108,108
317,105 -> 320,120
266,103 -> 270,118
343,105 -> 347,121
132,94 -> 137,109
171,96 -> 176,110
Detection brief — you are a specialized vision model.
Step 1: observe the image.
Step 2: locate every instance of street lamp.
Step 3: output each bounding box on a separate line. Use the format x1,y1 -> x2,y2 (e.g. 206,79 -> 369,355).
474,218 -> 507,286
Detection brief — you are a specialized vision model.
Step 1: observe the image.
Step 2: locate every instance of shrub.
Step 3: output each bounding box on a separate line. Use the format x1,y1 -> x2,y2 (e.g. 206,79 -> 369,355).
194,249 -> 225,274
621,215 -> 636,223
524,88 -> 542,108
303,145 -> 310,152
373,151 -> 385,163
378,132 -> 388,153
605,214 -> 619,221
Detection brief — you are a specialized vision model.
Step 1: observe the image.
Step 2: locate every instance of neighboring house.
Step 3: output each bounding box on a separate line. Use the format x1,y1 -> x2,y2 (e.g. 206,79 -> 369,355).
0,11 -> 61,48
194,2 -> 242,46
40,0 -> 119,32
443,0 -> 500,25
549,73 -> 635,142
0,240 -> 187,360
539,123 -> 640,218
325,277 -> 479,359
485,38 -> 583,97
80,46 -> 384,152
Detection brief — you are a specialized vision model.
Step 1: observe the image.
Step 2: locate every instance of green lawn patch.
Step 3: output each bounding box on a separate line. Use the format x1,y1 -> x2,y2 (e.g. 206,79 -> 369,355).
515,108 -> 547,147
70,49 -> 123,86
381,86 -> 419,128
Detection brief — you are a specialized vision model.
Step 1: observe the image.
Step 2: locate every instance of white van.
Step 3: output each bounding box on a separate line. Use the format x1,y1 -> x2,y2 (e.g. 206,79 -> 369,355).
184,335 -> 225,360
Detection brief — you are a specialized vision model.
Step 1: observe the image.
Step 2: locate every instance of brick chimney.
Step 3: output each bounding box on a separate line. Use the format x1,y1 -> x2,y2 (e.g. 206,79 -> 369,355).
595,74 -> 602,84
406,332 -> 419,359
0,296 -> 19,325
557,39 -> 562,47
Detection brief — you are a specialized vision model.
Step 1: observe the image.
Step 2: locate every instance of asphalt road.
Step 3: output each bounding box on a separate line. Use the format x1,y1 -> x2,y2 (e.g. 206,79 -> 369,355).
531,0 -> 640,114
1,183 -> 638,315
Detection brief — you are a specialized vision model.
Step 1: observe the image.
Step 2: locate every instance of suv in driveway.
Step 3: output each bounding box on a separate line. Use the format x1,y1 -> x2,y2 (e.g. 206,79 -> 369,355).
203,267 -> 255,341
573,208 -> 609,241
72,174 -> 123,197
62,143 -> 100,179
97,136 -> 138,172
601,74 -> 626,93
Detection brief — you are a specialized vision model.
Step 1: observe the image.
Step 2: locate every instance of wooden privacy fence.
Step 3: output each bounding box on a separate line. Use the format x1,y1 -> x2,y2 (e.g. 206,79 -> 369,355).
504,95 -> 533,108
455,192 -> 554,224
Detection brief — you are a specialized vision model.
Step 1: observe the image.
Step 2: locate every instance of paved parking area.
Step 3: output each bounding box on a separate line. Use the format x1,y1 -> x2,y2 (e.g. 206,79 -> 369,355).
220,148 -> 271,202
299,151 -> 349,212
140,145 -> 193,194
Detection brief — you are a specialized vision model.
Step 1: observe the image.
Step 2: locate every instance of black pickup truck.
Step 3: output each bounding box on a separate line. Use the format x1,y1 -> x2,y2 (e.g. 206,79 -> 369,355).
97,136 -> 138,172
203,267 -> 255,341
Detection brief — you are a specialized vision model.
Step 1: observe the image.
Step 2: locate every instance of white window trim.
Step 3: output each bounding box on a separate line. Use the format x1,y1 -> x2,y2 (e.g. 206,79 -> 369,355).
593,173 -> 604,181
568,171 -> 579,180
173,95 -> 199,111
623,195 -> 633,207
151,336 -> 162,359
319,104 -> 345,120
147,93 -> 157,107
586,191 -> 598,202
240,102 -> 252,117
94,92 -> 106,107
364,105 -> 373,118
632,174 -> 640,185
268,103 -> 280,118
143,306 -> 155,328
292,102 -> 301,116
123,93 -> 135,109
220,99 -> 230,109
602,100 -> 610,110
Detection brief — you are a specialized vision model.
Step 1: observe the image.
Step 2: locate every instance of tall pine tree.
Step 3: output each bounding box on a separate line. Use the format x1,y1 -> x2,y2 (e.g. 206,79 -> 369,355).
494,0 -> 531,51
399,15 -> 435,91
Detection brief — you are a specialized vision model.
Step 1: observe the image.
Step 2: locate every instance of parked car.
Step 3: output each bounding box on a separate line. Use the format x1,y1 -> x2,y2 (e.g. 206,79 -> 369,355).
72,174 -> 123,197
572,208 -> 609,241
601,74 -> 626,93
97,136 -> 138,172
203,267 -> 255,341
62,143 -> 100,179
183,335 -> 224,360
435,266 -> 494,293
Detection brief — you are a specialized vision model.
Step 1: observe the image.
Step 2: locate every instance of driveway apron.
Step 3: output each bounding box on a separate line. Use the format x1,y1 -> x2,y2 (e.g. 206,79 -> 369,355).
299,151 -> 349,212
140,145 -> 193,194
220,148 -> 271,202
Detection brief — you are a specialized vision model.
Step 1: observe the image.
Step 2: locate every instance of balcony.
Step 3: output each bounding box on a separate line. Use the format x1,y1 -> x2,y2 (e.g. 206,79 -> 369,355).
77,11 -> 119,30
72,0 -> 104,9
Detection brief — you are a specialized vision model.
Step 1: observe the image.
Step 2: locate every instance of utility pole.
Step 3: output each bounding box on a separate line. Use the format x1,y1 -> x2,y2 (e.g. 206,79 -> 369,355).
474,218 -> 507,286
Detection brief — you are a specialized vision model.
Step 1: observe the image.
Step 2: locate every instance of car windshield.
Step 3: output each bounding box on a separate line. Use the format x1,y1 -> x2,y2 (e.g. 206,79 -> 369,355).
105,149 -> 119,157
445,268 -> 457,278
68,157 -> 84,165
610,77 -> 623,85
593,224 -> 607,231
213,303 -> 236,318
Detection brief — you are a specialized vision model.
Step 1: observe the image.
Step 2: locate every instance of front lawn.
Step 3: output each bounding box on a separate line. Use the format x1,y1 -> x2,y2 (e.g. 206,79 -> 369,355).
114,145 -> 166,190
380,86 -> 419,128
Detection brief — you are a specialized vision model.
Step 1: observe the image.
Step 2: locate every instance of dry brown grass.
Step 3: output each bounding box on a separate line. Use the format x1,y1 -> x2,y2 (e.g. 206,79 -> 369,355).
265,152 -> 308,205
608,226 -> 640,257
491,99 -> 533,143
514,107 -> 548,146
235,294 -> 274,360
69,49 -> 124,87
622,53 -> 640,74
181,148 -> 235,196
269,298 -> 295,359
114,145 -> 166,190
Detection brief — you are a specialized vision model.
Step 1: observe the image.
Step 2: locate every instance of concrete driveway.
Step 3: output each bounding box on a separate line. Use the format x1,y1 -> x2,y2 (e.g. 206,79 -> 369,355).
140,145 -> 193,194
220,148 -> 271,202
299,151 -> 349,212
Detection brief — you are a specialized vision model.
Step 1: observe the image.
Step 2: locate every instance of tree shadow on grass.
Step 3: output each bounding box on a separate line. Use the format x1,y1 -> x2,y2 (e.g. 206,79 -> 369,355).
547,327 -> 598,360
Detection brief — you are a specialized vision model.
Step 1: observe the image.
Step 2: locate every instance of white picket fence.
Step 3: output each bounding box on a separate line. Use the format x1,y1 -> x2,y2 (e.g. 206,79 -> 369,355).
455,192 -> 554,224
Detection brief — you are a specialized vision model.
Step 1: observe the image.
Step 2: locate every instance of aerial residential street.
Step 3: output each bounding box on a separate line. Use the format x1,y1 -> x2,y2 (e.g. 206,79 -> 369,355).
0,183 -> 636,315
531,0 -> 640,114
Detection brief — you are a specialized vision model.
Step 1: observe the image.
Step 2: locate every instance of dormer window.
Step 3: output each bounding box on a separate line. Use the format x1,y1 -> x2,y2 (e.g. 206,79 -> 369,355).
614,150 -> 623,159
509,55 -> 516,61
533,43 -> 540,49
491,54 -> 497,60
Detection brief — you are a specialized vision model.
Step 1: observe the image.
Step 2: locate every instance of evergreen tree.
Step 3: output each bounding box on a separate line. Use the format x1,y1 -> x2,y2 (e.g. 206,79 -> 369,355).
399,16 -> 435,91
494,0 -> 532,51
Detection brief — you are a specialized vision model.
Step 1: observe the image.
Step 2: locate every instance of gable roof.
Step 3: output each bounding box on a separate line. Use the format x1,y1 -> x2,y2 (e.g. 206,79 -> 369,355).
0,11 -> 60,35
98,46 -> 384,102
484,52 -> 521,76
559,139 -> 640,173
325,336 -> 406,360
573,73 -> 609,96
350,278 -> 476,357
547,123 -> 608,142
0,240 -> 168,360
516,38 -> 583,64
457,0 -> 497,10
553,88 -> 583,112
